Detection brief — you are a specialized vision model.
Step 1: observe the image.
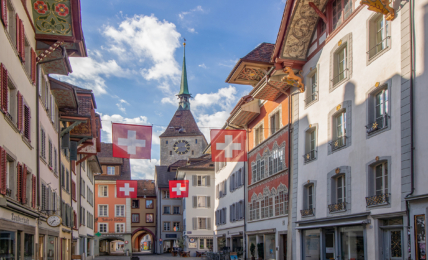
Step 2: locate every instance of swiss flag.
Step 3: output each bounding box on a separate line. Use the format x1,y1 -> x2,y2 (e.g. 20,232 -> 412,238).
112,123 -> 152,159
211,129 -> 247,162
169,180 -> 189,198
116,180 -> 138,198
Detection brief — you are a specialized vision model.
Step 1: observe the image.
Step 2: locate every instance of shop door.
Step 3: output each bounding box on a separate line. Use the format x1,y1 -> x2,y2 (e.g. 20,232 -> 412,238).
325,229 -> 335,260
384,229 -> 403,260
39,236 -> 44,260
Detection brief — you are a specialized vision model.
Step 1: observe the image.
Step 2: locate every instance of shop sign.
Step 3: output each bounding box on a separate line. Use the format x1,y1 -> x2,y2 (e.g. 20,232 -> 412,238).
188,238 -> 197,249
11,213 -> 30,224
100,218 -> 124,222
125,241 -> 128,244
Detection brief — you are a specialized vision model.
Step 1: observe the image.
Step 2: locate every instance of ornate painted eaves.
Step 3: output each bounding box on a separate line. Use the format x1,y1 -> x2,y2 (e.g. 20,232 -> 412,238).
360,0 -> 395,21
280,0 -> 329,60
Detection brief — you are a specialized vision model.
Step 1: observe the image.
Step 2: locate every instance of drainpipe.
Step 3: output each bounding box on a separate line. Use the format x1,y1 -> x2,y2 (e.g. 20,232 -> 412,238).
405,0 -> 415,259
36,46 -> 68,208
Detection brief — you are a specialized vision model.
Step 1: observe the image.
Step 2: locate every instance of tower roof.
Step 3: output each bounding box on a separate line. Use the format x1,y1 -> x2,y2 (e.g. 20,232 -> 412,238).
178,43 -> 190,96
159,110 -> 204,138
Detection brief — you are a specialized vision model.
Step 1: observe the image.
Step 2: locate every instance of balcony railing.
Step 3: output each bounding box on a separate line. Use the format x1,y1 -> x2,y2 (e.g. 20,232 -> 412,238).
366,114 -> 389,135
328,201 -> 347,213
366,193 -> 390,206
331,68 -> 349,86
367,36 -> 391,58
329,136 -> 347,151
303,150 -> 317,163
305,91 -> 318,105
300,207 -> 315,217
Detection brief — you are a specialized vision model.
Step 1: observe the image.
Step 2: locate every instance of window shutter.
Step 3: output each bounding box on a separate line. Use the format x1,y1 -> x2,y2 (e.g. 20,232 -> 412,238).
31,175 -> 36,208
216,184 -> 219,199
0,147 -> 6,195
192,175 -> 197,186
193,196 -> 197,208
241,167 -> 245,186
206,176 -> 210,186
24,105 -> 30,141
224,180 -> 227,196
31,48 -> 36,83
206,196 -> 210,208
207,218 -> 211,230
15,14 -> 20,54
71,209 -> 74,228
1,0 -> 7,27
20,20 -> 25,63
21,164 -> 27,204
230,205 -> 233,222
16,163 -> 22,202
1,64 -> 8,112
193,217 -> 197,230
17,92 -> 23,132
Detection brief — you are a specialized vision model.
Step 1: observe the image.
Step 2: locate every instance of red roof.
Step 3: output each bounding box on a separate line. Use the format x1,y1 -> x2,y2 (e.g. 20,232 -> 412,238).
242,43 -> 275,63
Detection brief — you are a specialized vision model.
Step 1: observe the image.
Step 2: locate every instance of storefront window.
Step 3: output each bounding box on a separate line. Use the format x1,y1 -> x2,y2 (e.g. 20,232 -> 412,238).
0,231 -> 15,260
217,237 -> 226,252
248,236 -> 257,258
87,239 -> 91,256
264,234 -> 276,260
303,229 -> 320,260
339,226 -> 365,260
47,236 -> 56,260
24,234 -> 34,260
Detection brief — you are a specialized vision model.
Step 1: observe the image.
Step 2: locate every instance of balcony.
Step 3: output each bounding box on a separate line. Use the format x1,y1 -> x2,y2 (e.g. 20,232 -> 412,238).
329,136 -> 347,151
300,207 -> 315,217
303,150 -> 317,163
328,202 -> 346,213
366,114 -> 389,135
366,193 -> 390,207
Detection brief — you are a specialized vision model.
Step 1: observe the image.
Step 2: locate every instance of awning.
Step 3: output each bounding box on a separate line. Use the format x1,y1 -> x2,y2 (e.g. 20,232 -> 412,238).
229,99 -> 260,127
296,219 -> 371,230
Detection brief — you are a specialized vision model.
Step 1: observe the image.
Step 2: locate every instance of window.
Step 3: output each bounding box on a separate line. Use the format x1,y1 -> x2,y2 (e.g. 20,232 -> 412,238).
200,238 -> 205,249
331,0 -> 353,30
54,148 -> 57,173
336,175 -> 346,204
367,87 -> 389,134
99,223 -> 107,233
275,191 -> 288,216
99,205 -> 108,217
146,213 -> 154,223
115,223 -> 124,233
166,140 -> 168,144
132,200 -> 139,208
375,163 -> 388,196
173,206 -> 180,214
107,166 -> 115,175
170,151 -> 172,155
6,0 -> 16,45
197,196 -> 209,208
162,190 -> 169,198
80,179 -> 85,197
368,14 -> 390,59
197,175 -> 209,186
48,139 -> 52,167
163,206 -> 171,214
115,205 -> 125,217
99,185 -> 108,197
331,111 -> 346,151
80,207 -> 86,226
40,128 -> 46,159
270,111 -> 280,135
305,70 -> 318,105
255,124 -> 263,146
333,45 -> 347,86
65,170 -> 69,192
307,185 -> 313,209
163,222 -> 170,231
198,218 -> 207,229
195,139 -> 198,144
302,183 -> 315,216
23,104 -> 30,141
304,127 -> 317,163
259,159 -> 265,180
131,213 -> 140,223
146,199 -> 153,209
206,239 -> 213,250
24,38 -> 31,75
173,222 -> 180,231
5,77 -> 17,123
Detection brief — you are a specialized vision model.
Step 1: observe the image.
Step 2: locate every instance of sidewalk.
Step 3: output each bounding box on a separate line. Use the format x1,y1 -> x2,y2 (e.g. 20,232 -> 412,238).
94,254 -> 200,260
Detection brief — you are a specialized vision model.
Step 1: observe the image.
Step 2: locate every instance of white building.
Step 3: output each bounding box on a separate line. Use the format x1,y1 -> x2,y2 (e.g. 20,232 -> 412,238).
176,156 -> 215,257
213,160 -> 245,255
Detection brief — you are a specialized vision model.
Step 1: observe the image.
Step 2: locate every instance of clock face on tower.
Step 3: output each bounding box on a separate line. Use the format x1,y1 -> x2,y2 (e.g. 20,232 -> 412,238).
173,140 -> 190,155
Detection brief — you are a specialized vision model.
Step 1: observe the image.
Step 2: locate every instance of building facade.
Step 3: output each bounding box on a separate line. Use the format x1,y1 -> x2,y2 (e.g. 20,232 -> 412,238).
94,142 -> 132,256
130,180 -> 157,254
177,156 -> 215,257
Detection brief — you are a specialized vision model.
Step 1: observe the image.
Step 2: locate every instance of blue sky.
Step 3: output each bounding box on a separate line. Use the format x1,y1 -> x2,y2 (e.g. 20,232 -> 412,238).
64,0 -> 285,179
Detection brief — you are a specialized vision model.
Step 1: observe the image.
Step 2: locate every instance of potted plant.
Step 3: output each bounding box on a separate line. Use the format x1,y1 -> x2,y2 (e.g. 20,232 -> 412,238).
257,243 -> 264,260
177,238 -> 186,257
250,243 -> 256,260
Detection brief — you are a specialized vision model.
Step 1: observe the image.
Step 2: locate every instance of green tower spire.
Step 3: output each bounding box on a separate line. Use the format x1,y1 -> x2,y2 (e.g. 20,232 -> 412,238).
177,42 -> 191,110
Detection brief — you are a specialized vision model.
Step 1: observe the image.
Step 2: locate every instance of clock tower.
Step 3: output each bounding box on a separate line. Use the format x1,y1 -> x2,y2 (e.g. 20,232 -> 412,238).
159,43 -> 207,166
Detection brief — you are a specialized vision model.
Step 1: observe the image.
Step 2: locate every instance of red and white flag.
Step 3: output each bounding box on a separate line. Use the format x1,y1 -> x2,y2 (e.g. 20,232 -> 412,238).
116,180 -> 138,198
169,180 -> 189,198
211,129 -> 247,162
112,123 -> 152,159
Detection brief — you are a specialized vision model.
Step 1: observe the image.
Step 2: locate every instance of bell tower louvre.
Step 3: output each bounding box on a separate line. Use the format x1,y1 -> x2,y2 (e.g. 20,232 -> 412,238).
159,43 -> 207,166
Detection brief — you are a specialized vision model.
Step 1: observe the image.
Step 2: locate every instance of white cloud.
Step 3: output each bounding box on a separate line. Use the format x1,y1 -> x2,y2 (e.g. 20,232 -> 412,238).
179,5 -> 204,20
115,99 -> 130,113
103,14 -> 182,82
187,28 -> 196,33
130,159 -> 159,179
192,85 -> 237,110
219,59 -> 239,68
67,51 -> 133,95
198,63 -> 207,69
196,111 -> 230,139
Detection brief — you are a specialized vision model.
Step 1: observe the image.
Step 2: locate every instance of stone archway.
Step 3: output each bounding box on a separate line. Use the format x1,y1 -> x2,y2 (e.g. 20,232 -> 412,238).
99,237 -> 125,256
131,227 -> 156,253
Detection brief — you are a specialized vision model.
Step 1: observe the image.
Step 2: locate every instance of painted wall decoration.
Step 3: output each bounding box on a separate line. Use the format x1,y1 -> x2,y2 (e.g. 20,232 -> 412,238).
32,0 -> 73,36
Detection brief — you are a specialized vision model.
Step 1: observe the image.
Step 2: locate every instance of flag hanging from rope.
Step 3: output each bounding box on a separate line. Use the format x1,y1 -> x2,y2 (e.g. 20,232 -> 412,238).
112,123 -> 152,159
